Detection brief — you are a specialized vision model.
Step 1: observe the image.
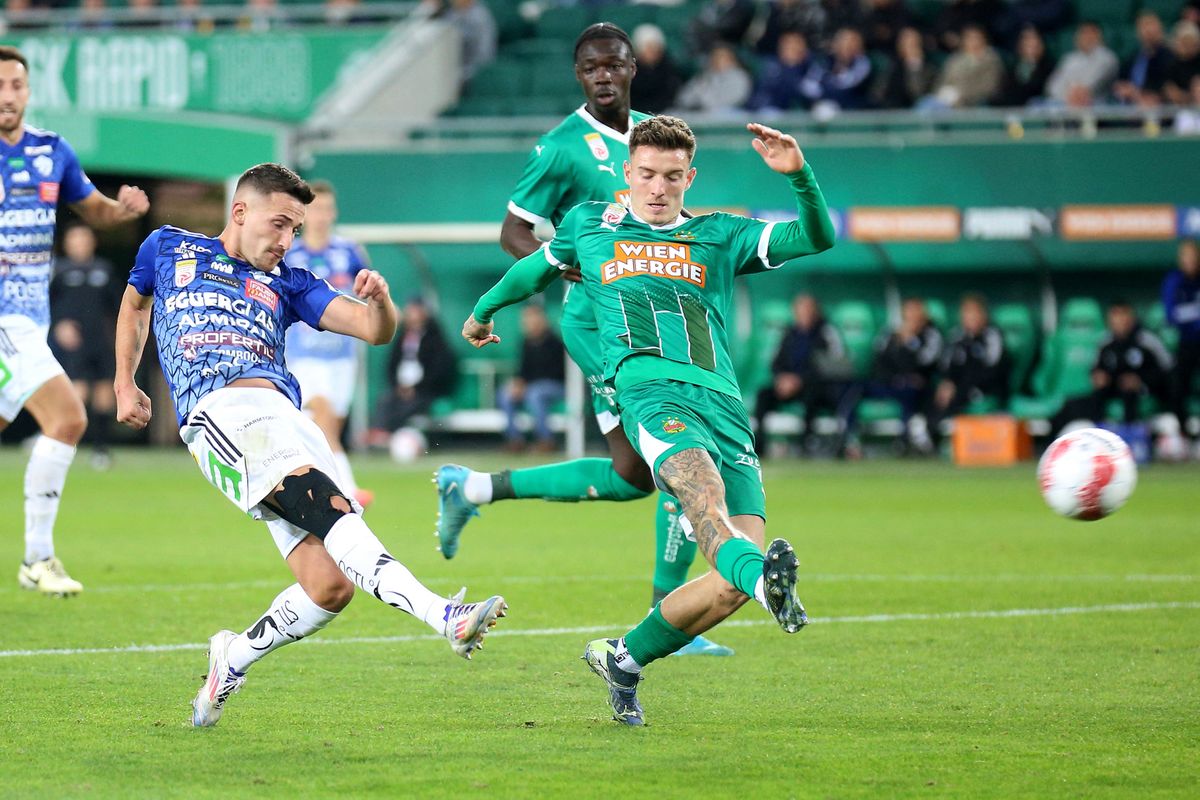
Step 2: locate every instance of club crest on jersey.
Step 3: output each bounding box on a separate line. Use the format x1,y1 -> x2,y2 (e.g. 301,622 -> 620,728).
38,182 -> 58,203
584,132 -> 609,161
33,155 -> 53,177
245,278 -> 279,311
672,230 -> 697,241
600,241 -> 707,288
662,417 -> 687,434
601,203 -> 627,228
174,259 -> 196,287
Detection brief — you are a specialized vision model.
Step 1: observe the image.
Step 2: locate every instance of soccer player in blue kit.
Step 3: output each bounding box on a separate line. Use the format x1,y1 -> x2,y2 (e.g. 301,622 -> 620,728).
283,180 -> 373,508
114,164 -> 507,727
0,46 -> 150,596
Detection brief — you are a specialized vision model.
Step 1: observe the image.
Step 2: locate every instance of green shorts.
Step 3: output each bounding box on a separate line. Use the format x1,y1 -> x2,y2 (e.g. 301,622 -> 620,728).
561,320 -> 620,434
619,379 -> 765,520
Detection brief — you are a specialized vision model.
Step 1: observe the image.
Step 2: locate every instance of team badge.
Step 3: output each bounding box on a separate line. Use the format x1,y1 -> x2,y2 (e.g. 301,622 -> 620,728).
174,258 -> 196,287
245,278 -> 279,311
601,203 -> 627,227
672,230 -> 697,241
584,132 -> 609,161
33,155 -> 53,177
662,417 -> 687,434
38,182 -> 58,203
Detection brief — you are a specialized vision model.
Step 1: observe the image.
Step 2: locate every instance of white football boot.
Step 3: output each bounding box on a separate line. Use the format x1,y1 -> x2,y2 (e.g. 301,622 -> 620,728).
192,630 -> 246,728
18,557 -> 83,596
443,589 -> 507,660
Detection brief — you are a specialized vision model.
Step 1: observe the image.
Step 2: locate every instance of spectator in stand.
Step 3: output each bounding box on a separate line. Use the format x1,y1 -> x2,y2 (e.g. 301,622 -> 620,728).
932,0 -> 1005,53
497,304 -> 565,453
1174,75 -> 1200,134
748,30 -> 817,112
802,27 -> 873,111
1113,11 -> 1175,107
1045,20 -> 1119,107
820,0 -> 867,45
49,225 -> 120,468
863,0 -> 913,55
448,0 -> 497,85
1162,239 -> 1200,454
1164,21 -> 1200,106
630,23 -> 683,114
926,294 -> 1010,450
997,25 -> 1055,106
753,294 -> 848,456
126,0 -> 159,29
874,26 -> 937,109
689,0 -> 757,54
918,23 -> 1004,110
674,44 -> 752,115
754,0 -> 827,56
1048,302 -> 1173,438
369,297 -> 457,440
838,297 -> 943,456
3,0 -> 38,33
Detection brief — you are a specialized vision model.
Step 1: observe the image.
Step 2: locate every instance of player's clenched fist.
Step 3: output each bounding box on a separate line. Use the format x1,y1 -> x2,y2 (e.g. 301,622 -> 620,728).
117,184 -> 150,218
115,383 -> 153,430
462,314 -> 501,348
354,269 -> 391,303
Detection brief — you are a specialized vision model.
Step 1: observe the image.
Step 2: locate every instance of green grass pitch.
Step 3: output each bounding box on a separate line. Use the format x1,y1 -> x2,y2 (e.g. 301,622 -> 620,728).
0,449 -> 1197,798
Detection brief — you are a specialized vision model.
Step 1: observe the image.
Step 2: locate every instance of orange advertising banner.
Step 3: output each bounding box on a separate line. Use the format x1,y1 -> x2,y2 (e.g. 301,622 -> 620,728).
847,207 -> 961,242
1059,205 -> 1177,240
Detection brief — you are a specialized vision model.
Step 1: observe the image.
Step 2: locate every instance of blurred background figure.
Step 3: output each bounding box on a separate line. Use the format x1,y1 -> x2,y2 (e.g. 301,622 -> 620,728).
630,23 -> 683,114
753,293 -> 848,456
1163,21 -> 1200,106
1163,239 -> 1200,457
747,30 -> 816,112
874,26 -> 937,109
497,304 -> 564,453
1113,11 -> 1174,107
754,0 -> 826,56
997,25 -> 1054,107
926,294 -> 1010,451
448,0 -> 497,86
49,225 -> 118,469
369,297 -> 457,444
919,23 -> 1003,110
689,0 -> 756,55
801,27 -> 873,112
1045,20 -> 1119,107
674,43 -> 752,114
1048,301 -> 1173,438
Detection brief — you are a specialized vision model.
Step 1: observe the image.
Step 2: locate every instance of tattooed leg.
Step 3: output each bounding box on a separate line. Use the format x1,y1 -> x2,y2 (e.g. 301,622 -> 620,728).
657,448 -> 746,565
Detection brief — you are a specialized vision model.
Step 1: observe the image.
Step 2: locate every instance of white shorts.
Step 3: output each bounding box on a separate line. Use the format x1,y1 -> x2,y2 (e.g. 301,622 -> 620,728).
0,315 -> 65,421
290,357 -> 357,418
180,387 -> 362,559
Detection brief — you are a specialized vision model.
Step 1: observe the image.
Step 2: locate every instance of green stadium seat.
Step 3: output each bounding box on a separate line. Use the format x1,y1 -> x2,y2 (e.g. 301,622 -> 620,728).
828,301 -> 878,378
1077,0 -> 1137,24
1011,301 -> 1108,419
1142,302 -> 1179,350
596,4 -> 658,35
924,298 -> 949,331
530,62 -> 582,96
1137,0 -> 1186,23
1060,297 -> 1104,334
468,60 -> 530,99
482,0 -> 531,43
992,303 -> 1037,395
537,6 -> 596,41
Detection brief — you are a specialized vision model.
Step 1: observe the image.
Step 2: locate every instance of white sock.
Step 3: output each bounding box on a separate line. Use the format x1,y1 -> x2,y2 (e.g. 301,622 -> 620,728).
463,470 -> 493,505
613,638 -> 643,674
754,575 -> 769,612
226,583 -> 337,674
24,436 -> 76,563
323,514 -> 450,633
331,450 -> 359,496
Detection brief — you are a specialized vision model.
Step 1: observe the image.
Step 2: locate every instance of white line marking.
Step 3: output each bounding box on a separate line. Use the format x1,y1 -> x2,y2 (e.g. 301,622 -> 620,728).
2,601 -> 1196,659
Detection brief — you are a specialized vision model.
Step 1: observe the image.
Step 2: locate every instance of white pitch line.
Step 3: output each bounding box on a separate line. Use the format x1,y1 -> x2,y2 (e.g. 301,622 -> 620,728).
1,601 -> 1196,659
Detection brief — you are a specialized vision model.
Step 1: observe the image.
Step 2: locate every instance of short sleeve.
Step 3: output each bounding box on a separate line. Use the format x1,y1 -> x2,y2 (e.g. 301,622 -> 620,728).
507,138 -> 569,225
56,138 -> 95,205
127,229 -> 162,296
545,204 -> 582,268
719,212 -> 777,275
349,242 -> 371,275
291,269 -> 343,330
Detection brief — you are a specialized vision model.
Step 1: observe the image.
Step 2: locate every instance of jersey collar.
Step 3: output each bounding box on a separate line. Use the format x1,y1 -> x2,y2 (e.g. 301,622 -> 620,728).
575,105 -> 632,143
628,207 -> 687,231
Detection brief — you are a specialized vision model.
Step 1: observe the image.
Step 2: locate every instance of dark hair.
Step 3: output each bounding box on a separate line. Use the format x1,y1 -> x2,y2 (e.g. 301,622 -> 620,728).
960,292 -> 989,311
0,46 -> 29,73
309,179 -> 335,197
235,163 -> 314,205
629,115 -> 696,161
1108,299 -> 1134,310
575,22 -> 633,62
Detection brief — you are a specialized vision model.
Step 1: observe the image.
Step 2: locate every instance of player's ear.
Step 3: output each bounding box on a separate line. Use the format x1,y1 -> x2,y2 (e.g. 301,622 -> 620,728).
623,160 -> 632,183
231,200 -> 246,224
685,167 -> 697,190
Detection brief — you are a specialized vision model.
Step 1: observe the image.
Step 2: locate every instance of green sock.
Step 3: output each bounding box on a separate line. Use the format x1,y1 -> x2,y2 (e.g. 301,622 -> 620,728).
494,459 -> 650,503
714,538 -> 763,599
624,605 -> 695,668
651,493 -> 697,606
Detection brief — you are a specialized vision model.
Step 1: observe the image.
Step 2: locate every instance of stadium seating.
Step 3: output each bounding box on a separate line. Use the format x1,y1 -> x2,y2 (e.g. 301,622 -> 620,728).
993,303 -> 1038,395
1011,299 -> 1107,420
828,301 -> 879,378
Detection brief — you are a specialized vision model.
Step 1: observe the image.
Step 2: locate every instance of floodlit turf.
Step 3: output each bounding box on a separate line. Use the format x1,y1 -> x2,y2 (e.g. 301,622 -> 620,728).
0,448 -> 1197,798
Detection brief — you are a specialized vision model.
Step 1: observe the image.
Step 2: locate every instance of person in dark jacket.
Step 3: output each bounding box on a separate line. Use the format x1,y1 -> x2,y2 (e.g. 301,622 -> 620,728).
1163,239 -> 1200,450
874,26 -> 938,109
1113,11 -> 1175,106
371,296 -> 457,435
1049,302 -> 1173,437
630,23 -> 684,114
497,303 -> 565,452
926,293 -> 1010,447
754,293 -> 847,454
747,30 -> 817,111
997,25 -> 1055,106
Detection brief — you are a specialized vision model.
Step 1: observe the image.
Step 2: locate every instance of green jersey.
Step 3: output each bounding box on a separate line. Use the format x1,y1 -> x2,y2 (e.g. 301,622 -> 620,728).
477,165 -> 836,402
507,106 -> 652,330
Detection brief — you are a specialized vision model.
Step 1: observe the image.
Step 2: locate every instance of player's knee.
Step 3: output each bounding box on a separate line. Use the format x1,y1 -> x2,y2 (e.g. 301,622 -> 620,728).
45,410 -> 87,445
271,469 -> 352,540
312,573 -> 355,612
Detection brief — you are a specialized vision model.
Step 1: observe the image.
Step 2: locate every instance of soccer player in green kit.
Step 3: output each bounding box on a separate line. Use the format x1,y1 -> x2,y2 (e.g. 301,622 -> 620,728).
462,116 -> 835,725
435,23 -> 731,656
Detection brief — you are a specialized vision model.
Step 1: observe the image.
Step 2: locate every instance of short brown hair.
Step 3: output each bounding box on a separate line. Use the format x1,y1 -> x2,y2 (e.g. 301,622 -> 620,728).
0,46 -> 29,73
629,115 -> 696,161
235,163 -> 314,205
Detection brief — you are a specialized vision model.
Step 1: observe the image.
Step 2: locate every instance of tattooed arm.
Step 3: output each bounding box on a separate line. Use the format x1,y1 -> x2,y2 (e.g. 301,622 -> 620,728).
657,447 -> 750,564
114,285 -> 154,430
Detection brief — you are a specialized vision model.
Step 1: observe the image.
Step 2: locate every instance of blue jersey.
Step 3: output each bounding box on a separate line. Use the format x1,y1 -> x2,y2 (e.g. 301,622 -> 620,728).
0,126 -> 95,325
1162,268 -> 1200,344
129,226 -> 342,426
284,235 -> 368,361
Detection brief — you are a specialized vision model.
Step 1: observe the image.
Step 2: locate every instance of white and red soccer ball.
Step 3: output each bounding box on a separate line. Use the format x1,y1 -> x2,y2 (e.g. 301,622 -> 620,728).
1038,427 -> 1137,520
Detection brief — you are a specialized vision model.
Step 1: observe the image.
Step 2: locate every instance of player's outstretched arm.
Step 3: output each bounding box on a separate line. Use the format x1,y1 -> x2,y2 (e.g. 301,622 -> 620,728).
747,122 -> 836,261
748,123 -> 806,174
72,185 -> 150,229
467,247 -> 565,347
114,285 -> 154,430
319,269 -> 398,345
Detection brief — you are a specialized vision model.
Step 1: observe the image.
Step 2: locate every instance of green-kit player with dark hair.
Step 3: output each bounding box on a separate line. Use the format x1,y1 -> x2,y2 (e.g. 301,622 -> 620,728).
434,23 -> 731,656
462,117 -> 836,725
